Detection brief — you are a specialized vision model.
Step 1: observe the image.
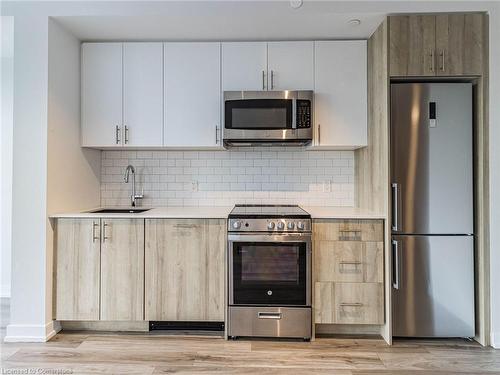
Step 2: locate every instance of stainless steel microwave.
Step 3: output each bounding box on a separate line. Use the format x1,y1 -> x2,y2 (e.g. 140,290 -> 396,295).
223,91 -> 313,147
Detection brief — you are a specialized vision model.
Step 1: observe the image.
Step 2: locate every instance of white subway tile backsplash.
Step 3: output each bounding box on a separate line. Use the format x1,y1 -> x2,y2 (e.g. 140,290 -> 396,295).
100,147 -> 355,207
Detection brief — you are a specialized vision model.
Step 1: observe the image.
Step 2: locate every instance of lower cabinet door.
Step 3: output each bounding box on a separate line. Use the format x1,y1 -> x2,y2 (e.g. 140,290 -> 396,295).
334,283 -> 383,324
145,219 -> 225,321
100,219 -> 145,321
55,219 -> 100,320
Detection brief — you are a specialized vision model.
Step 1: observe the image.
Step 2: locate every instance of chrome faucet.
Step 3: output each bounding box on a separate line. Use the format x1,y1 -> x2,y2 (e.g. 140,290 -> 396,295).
124,165 -> 144,207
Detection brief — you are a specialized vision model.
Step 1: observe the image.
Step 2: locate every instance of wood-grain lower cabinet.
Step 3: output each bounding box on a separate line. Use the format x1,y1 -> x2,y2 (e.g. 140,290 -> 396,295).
100,219 -> 145,321
145,219 -> 225,321
313,219 -> 384,325
55,219 -> 100,320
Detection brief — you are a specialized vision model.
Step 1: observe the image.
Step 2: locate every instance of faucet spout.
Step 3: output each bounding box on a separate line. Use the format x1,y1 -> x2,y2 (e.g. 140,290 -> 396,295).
124,165 -> 143,207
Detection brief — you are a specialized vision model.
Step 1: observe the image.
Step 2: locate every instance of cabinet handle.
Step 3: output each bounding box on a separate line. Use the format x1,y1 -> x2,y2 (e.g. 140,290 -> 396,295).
115,125 -> 121,145
262,70 -> 266,90
339,261 -> 362,266
102,222 -> 109,242
429,50 -> 435,73
174,224 -> 197,229
440,49 -> 445,72
124,125 -> 129,144
340,302 -> 364,307
270,70 -> 274,90
92,221 -> 100,242
318,124 -> 321,146
215,125 -> 219,145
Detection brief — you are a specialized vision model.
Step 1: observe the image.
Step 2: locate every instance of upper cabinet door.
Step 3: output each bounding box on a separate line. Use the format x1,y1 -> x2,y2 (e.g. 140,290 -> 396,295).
81,43 -> 123,147
389,15 -> 436,76
222,42 -> 268,91
123,43 -> 163,147
313,41 -> 367,149
164,43 -> 221,147
267,41 -> 314,90
435,13 -> 485,76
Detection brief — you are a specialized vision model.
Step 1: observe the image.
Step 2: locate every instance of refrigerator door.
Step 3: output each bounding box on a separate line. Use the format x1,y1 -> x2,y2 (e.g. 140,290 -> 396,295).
391,83 -> 473,234
392,235 -> 475,338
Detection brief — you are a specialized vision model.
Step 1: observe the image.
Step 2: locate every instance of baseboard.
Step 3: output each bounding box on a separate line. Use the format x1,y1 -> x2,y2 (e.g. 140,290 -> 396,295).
491,331 -> 500,349
0,284 -> 10,298
4,320 -> 61,342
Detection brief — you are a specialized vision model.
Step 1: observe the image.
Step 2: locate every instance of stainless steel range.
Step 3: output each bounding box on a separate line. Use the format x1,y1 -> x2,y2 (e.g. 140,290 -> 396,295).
227,205 -> 312,340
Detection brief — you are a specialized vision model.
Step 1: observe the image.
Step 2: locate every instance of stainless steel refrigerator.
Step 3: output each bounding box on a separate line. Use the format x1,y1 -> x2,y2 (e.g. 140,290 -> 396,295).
391,83 -> 475,338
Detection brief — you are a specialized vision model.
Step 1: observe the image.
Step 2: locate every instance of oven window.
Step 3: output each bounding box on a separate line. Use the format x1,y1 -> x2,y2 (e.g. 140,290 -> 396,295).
231,242 -> 308,306
225,99 -> 292,130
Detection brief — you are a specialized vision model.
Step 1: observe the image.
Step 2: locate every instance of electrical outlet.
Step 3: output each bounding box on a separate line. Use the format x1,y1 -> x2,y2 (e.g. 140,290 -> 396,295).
191,181 -> 199,192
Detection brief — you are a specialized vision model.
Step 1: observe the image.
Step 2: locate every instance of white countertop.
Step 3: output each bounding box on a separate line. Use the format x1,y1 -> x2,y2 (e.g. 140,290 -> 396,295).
50,206 -> 385,220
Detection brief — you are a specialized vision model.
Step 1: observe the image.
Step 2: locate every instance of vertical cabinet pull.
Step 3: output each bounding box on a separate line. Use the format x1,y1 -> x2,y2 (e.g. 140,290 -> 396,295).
92,221 -> 100,242
115,125 -> 121,145
392,240 -> 400,290
318,124 -> 321,146
215,125 -> 219,145
262,70 -> 266,90
429,50 -> 435,73
102,222 -> 109,242
124,125 -> 129,144
439,49 -> 445,72
270,70 -> 274,90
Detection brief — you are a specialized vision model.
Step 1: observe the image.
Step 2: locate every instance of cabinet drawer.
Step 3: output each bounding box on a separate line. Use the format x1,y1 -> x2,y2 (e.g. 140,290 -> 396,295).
315,241 -> 383,283
314,219 -> 384,242
334,283 -> 383,324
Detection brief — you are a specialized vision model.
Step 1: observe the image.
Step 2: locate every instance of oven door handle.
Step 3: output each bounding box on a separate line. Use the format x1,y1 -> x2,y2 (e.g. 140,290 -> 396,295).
228,233 -> 311,243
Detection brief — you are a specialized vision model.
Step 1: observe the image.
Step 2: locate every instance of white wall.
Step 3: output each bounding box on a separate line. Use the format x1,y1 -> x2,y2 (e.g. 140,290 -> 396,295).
1,16 -> 14,299
46,19 -> 101,316
488,3 -> 500,349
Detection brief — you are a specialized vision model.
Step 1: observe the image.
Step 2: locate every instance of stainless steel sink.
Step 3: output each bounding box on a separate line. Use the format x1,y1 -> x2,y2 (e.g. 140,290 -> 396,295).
90,208 -> 150,214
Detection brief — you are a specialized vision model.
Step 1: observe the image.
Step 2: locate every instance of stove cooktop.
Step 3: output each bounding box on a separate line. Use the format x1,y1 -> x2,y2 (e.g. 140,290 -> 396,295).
228,204 -> 310,219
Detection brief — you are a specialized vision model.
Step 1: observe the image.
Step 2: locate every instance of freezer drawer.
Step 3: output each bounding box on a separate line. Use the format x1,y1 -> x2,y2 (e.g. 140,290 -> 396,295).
392,235 -> 474,338
391,83 -> 473,234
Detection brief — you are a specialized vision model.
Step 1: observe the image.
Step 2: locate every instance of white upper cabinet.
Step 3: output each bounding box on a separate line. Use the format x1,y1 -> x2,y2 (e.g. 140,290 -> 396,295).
123,43 -> 163,147
267,41 -> 314,91
313,41 -> 367,149
222,42 -> 268,91
164,43 -> 221,147
82,43 -> 123,147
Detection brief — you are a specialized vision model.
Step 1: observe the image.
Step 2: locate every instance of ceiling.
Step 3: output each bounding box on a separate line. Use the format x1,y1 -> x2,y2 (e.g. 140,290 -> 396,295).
51,1 -> 493,41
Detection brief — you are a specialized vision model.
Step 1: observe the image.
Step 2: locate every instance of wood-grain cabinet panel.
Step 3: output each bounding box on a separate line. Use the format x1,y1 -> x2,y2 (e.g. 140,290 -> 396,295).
145,219 -> 225,321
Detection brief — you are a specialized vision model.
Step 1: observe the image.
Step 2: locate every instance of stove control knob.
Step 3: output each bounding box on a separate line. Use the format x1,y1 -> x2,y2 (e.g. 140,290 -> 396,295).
287,221 -> 295,230
297,221 -> 305,230
232,221 -> 242,229
267,221 -> 275,230
277,221 -> 285,230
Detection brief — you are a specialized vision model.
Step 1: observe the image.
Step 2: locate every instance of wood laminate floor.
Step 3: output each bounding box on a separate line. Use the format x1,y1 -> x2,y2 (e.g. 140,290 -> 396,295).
1,299 -> 499,374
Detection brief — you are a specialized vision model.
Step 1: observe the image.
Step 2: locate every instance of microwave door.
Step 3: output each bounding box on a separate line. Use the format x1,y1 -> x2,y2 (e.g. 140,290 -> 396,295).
225,99 -> 293,131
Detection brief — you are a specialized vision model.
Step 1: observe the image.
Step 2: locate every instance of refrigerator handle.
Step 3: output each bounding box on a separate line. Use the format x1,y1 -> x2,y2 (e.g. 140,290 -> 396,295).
392,239 -> 400,290
391,183 -> 399,231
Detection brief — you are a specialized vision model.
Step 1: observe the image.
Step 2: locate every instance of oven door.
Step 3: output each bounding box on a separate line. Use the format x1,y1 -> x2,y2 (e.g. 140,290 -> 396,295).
228,233 -> 311,307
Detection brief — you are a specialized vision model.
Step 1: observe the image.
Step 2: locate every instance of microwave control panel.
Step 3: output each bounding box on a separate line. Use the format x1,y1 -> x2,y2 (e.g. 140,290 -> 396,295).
296,100 -> 312,128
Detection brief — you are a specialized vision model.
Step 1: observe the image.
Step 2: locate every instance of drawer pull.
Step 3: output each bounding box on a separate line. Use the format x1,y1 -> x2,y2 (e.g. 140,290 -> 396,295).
339,230 -> 361,241
339,261 -> 362,266
258,312 -> 282,320
340,302 -> 363,307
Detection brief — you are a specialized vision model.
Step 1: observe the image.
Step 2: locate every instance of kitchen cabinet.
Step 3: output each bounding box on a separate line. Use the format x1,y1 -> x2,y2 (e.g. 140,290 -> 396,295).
55,218 -> 144,321
313,219 -> 384,325
222,42 -> 268,91
145,219 -> 225,321
55,219 -> 100,320
267,41 -> 314,90
100,219 -> 145,321
81,42 -> 163,147
312,41 -> 367,149
389,13 -> 485,77
123,43 -> 163,147
164,43 -> 222,147
82,43 -> 123,147
221,41 -> 314,91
